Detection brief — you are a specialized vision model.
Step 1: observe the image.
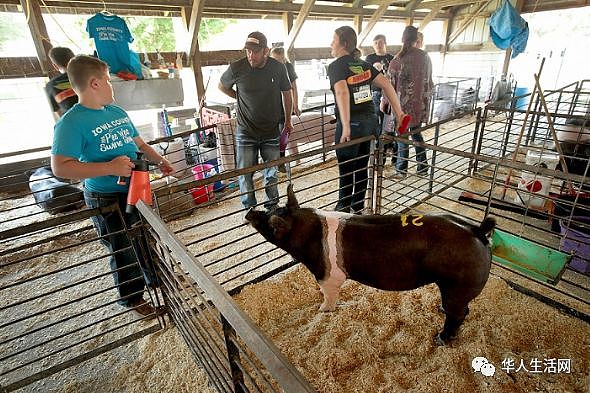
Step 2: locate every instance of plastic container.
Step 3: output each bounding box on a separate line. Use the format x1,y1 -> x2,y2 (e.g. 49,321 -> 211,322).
204,158 -> 224,192
514,151 -> 559,208
514,87 -> 530,109
560,217 -> 590,274
190,164 -> 215,204
160,138 -> 187,176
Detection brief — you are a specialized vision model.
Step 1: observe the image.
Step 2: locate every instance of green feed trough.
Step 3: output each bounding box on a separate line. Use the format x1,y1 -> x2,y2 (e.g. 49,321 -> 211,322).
491,229 -> 571,285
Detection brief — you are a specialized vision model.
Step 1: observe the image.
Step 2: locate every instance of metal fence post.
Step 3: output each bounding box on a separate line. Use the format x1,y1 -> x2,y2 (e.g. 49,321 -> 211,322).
428,124 -> 440,194
469,107 -> 482,176
474,107 -> 488,172
221,315 -> 246,393
373,137 -> 384,215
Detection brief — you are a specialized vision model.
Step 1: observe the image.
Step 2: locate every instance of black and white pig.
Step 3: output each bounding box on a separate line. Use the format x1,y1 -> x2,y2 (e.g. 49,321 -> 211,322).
245,185 -> 496,345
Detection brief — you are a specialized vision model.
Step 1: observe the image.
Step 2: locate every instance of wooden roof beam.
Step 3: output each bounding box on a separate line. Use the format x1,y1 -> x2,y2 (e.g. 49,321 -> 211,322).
203,0 -> 449,19
404,0 -> 423,12
418,4 -> 440,30
20,0 -> 53,76
357,1 -> 392,46
285,0 -> 316,53
187,0 -> 204,60
447,0 -> 493,44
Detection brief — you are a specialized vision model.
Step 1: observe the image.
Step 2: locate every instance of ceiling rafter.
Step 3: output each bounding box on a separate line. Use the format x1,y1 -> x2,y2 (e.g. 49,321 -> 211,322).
357,1 -> 391,46
285,0 -> 316,53
447,0 -> 493,44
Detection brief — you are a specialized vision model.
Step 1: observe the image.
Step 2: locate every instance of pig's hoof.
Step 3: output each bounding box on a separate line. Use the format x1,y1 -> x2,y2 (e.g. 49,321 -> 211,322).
319,304 -> 335,312
434,334 -> 447,346
438,305 -> 446,314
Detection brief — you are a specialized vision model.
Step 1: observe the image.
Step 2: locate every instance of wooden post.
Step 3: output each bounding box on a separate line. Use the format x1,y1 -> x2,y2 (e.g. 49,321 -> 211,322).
354,15 -> 363,35
282,12 -> 293,34
283,11 -> 293,59
181,6 -> 192,30
19,0 -> 53,76
187,0 -> 206,105
440,15 -> 452,70
284,0 -> 316,54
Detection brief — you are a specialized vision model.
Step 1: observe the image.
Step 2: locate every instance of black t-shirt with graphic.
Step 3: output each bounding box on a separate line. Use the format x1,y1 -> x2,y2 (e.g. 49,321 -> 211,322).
328,54 -> 379,118
45,72 -> 78,114
364,53 -> 393,92
220,57 -> 292,138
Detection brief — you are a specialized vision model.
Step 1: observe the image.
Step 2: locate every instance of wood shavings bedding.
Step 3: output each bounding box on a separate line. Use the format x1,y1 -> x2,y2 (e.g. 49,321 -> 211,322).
234,266 -> 589,392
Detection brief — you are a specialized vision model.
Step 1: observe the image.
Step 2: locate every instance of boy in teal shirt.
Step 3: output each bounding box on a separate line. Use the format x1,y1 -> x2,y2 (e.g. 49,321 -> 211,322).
52,55 -> 173,316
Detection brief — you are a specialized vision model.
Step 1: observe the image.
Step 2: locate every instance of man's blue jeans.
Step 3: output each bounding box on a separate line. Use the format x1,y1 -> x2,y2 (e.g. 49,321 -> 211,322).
335,114 -> 378,213
235,127 -> 280,209
372,91 -> 384,135
84,191 -> 150,307
396,126 -> 428,175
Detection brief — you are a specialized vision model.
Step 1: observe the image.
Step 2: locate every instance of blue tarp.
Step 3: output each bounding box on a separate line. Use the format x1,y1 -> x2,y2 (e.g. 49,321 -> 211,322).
489,0 -> 529,58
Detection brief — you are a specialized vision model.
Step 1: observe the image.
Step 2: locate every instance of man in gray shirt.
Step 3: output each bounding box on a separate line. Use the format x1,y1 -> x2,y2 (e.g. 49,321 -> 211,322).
219,31 -> 293,211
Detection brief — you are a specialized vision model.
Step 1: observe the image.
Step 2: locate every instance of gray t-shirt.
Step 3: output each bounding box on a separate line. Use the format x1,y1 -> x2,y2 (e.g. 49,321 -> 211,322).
220,57 -> 292,138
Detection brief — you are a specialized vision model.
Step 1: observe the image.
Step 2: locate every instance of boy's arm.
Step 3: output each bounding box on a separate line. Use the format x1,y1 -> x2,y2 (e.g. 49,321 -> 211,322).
133,137 -> 174,175
51,154 -> 134,179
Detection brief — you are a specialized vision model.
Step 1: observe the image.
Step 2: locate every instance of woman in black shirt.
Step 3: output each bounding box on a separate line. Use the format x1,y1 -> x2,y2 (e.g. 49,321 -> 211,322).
328,26 -> 407,213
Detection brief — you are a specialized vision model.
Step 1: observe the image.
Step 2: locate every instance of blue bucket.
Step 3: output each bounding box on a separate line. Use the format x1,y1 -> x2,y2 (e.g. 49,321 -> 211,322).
204,158 -> 225,192
514,87 -> 530,109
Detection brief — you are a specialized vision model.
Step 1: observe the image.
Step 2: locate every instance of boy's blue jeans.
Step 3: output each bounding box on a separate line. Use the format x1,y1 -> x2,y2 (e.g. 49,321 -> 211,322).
235,127 -> 280,210
84,191 -> 151,307
335,114 -> 378,213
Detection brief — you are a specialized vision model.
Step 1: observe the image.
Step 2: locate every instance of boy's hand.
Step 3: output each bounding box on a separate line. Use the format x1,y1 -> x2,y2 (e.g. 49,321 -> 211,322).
110,155 -> 134,177
158,158 -> 174,176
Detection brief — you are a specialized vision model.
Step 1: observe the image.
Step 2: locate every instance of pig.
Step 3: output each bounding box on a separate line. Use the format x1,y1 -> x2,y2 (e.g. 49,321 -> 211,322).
245,185 -> 496,345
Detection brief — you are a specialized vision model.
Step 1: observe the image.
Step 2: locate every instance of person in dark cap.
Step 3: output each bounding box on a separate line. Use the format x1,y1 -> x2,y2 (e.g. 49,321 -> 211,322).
219,31 -> 293,214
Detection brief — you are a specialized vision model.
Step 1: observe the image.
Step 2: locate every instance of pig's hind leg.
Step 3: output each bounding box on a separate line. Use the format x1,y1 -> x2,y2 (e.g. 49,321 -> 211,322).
435,285 -> 474,345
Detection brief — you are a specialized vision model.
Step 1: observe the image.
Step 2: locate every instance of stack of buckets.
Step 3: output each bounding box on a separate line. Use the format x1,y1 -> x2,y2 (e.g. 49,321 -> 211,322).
190,164 -> 220,204
514,150 -> 559,209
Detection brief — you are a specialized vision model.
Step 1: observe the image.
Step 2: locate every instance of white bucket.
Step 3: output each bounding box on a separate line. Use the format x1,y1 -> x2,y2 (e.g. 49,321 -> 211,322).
514,151 -> 559,208
157,138 -> 187,177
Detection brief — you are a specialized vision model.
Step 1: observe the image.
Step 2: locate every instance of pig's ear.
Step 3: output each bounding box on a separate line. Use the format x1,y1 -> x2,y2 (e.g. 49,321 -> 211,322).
286,184 -> 299,210
269,216 -> 291,239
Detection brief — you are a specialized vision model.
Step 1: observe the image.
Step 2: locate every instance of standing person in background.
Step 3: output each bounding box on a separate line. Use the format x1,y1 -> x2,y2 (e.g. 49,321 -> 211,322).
219,32 -> 293,213
51,55 -> 174,316
384,25 -> 433,177
45,47 -> 78,118
270,46 -> 300,173
269,46 -> 301,116
365,35 -> 394,134
415,32 -> 424,49
328,26 -> 406,214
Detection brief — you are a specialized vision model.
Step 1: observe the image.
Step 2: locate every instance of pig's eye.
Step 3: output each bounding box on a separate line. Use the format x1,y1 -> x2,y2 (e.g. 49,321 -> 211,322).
273,207 -> 288,217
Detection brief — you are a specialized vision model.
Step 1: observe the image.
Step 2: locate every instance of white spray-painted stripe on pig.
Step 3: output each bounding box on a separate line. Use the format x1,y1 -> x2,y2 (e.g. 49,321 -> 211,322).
314,210 -> 348,311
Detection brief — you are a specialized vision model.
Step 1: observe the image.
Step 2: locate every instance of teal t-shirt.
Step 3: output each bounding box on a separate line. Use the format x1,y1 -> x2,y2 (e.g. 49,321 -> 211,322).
52,103 -> 139,193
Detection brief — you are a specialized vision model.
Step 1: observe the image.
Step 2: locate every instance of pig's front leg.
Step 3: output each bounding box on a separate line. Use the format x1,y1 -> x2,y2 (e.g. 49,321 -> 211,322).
318,268 -> 346,312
